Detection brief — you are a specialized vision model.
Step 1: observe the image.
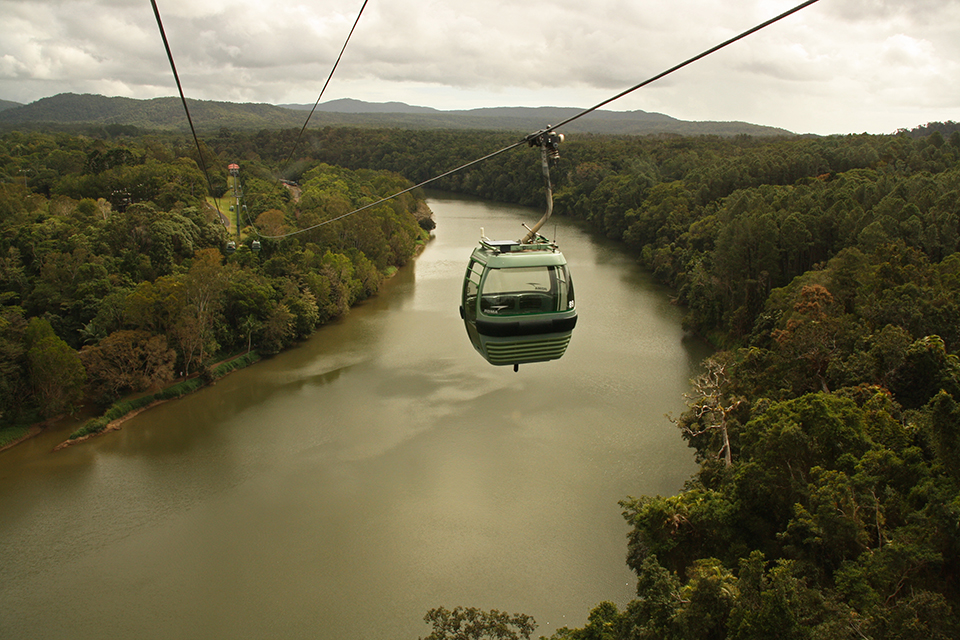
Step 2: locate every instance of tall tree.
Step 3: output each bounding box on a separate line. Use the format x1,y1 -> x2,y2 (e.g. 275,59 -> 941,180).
25,318 -> 85,417
80,330 -> 176,403
177,249 -> 229,372
675,356 -> 744,468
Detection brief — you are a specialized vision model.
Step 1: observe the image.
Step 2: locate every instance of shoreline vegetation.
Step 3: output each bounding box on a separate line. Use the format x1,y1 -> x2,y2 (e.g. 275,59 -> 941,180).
0,230 -> 432,454
55,349 -> 262,450
0,351 -> 262,453
0,424 -> 42,453
48,234 -> 431,452
0,129 -> 435,454
3,123 -> 960,637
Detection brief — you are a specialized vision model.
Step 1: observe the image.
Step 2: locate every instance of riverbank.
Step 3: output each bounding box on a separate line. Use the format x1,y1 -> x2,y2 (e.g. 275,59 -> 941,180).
0,410 -> 94,453
52,400 -> 165,451
1,221 -> 436,456
0,355 -> 259,455
53,350 -> 262,450
0,424 -> 43,453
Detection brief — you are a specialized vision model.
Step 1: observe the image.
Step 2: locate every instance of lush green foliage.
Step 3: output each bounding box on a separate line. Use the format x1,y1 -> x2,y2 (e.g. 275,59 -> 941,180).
66,352 -> 261,441
515,126 -> 959,639
212,126 -> 960,341
332,122 -> 960,637
420,606 -> 536,640
4,121 -> 960,636
211,350 -> 261,376
0,130 -> 428,425
0,424 -> 29,448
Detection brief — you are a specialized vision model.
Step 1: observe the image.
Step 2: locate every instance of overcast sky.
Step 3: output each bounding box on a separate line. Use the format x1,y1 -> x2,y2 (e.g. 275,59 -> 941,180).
0,0 -> 957,135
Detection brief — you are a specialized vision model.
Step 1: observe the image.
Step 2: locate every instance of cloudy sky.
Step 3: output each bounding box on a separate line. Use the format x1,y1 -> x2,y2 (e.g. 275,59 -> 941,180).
0,0 -> 957,135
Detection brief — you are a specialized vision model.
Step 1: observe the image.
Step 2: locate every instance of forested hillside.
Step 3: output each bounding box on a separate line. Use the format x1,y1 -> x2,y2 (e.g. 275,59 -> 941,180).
0,93 -> 306,130
0,93 -> 791,137
542,130 -> 960,638
2,122 -> 959,637
0,130 -> 428,438
261,124 -> 960,639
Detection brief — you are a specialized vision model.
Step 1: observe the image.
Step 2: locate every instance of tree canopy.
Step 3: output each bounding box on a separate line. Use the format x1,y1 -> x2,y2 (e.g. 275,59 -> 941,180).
0,129 -> 429,423
3,120 -> 959,635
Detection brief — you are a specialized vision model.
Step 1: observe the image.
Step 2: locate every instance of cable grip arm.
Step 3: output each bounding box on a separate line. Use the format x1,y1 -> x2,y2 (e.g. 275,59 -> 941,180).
521,130 -> 563,244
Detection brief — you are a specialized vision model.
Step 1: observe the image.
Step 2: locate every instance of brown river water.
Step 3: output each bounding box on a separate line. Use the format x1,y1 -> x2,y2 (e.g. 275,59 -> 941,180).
0,193 -> 711,639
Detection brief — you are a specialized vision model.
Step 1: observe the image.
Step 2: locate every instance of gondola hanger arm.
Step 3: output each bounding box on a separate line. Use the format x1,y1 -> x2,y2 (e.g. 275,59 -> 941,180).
521,131 -> 563,244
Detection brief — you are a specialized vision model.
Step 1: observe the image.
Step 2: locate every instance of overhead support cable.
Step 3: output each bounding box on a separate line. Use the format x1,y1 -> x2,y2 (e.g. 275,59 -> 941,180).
256,0 -> 822,240
280,0 -> 370,172
153,0 -> 821,241
252,139 -> 529,238
525,0 -> 822,141
149,0 -> 223,221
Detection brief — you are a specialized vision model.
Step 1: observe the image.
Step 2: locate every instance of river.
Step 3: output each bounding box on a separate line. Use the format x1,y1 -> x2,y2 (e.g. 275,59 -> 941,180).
0,193 -> 711,639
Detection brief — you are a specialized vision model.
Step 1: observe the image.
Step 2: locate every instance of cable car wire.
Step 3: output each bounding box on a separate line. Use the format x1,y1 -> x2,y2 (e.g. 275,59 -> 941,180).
251,0 -> 822,240
153,0 -> 821,242
251,139 -> 530,239
280,0 -> 370,173
150,0 -> 371,236
527,0 -> 821,139
149,0 -> 224,222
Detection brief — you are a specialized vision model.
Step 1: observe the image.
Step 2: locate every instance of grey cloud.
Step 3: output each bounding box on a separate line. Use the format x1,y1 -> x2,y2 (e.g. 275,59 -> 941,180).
0,0 -> 957,134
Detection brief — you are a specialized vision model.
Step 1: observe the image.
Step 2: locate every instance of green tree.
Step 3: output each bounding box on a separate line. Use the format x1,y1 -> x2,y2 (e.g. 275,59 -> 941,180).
421,607 -> 536,640
259,302 -> 295,355
239,315 -> 262,353
124,275 -> 184,334
622,489 -> 741,578
0,306 -> 28,420
25,317 -> 85,417
620,555 -> 681,640
727,552 -> 832,640
177,249 -> 229,372
733,393 -> 870,540
548,602 -> 622,640
79,330 -> 175,403
674,558 -> 737,640
889,336 -> 960,410
925,391 -> 960,478
279,278 -> 320,339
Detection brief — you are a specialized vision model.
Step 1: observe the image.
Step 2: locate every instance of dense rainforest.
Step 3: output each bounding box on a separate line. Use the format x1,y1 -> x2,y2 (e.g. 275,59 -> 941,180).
3,121 -> 960,638
0,129 -> 429,441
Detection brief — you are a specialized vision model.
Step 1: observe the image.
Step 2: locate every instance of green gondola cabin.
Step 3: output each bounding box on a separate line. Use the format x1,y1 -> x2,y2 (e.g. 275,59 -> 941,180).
460,236 -> 577,369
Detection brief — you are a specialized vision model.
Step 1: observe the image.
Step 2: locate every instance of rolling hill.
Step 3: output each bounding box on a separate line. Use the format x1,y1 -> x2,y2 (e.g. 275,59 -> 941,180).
0,93 -> 794,137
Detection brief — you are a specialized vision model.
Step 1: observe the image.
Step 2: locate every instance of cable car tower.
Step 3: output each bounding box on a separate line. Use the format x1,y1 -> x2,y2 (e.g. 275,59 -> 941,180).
225,163 -> 260,254
223,163 -> 239,254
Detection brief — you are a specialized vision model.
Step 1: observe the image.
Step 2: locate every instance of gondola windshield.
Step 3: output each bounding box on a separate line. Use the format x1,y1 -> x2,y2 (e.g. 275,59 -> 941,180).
480,265 -> 573,316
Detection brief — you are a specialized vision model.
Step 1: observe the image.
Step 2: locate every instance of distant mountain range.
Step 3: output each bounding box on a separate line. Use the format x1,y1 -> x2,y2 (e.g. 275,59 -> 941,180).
0,93 -> 794,137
